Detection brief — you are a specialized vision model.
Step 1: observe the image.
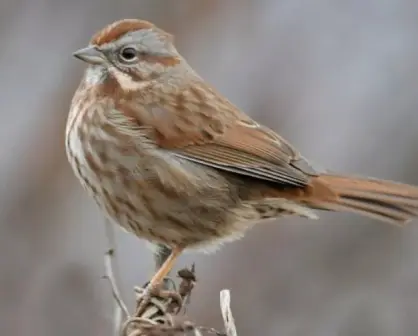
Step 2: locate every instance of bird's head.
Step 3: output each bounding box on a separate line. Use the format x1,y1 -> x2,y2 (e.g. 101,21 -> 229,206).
73,19 -> 186,91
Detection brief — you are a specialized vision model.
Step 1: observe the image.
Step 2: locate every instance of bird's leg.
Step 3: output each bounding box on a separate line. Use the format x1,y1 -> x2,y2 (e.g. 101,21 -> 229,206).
150,246 -> 181,287
135,246 -> 182,316
154,244 -> 173,290
154,244 -> 173,270
141,244 -> 173,289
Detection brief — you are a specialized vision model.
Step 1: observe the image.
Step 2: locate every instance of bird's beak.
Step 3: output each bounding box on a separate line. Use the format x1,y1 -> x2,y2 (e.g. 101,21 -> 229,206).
73,46 -> 105,65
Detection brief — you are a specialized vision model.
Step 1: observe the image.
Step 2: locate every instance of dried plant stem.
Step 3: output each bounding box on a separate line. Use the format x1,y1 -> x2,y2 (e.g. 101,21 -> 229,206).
104,249 -> 130,317
101,222 -> 238,336
219,290 -> 237,336
103,219 -> 130,335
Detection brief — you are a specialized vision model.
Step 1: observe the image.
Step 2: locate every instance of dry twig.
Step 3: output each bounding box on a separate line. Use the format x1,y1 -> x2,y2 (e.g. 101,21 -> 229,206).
102,222 -> 238,336
219,290 -> 237,336
103,219 -> 130,335
118,269 -> 237,336
104,248 -> 130,318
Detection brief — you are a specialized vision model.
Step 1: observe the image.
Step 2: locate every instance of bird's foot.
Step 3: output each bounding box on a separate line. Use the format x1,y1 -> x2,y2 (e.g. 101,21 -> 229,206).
134,278 -> 182,317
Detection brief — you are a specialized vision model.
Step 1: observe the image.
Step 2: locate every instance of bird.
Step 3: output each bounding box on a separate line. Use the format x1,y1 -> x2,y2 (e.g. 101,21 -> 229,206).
66,18 -> 418,290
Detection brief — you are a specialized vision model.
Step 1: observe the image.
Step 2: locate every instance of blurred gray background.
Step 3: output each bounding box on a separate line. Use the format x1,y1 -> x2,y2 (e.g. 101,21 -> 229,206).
1,0 -> 418,335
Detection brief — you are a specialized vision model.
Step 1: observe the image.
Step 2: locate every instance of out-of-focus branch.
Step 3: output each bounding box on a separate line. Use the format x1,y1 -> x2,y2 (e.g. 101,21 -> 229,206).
103,219 -> 130,335
104,249 -> 130,317
219,290 -> 237,336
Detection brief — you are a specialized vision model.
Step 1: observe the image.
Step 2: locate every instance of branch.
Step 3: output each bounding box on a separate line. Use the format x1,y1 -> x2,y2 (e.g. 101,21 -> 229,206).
104,248 -> 130,318
103,219 -> 130,335
119,266 -> 238,336
219,290 -> 237,336
101,223 -> 238,336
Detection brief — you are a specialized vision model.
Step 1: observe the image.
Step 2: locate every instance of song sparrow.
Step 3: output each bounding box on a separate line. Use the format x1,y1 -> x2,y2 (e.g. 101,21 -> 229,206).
66,19 -> 418,286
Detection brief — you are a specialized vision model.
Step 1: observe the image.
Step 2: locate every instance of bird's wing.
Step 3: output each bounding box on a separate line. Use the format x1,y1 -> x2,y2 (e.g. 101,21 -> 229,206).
113,86 -> 318,187
168,121 -> 315,187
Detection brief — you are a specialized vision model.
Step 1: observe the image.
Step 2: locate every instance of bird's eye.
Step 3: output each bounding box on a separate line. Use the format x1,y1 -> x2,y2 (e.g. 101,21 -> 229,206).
119,47 -> 138,62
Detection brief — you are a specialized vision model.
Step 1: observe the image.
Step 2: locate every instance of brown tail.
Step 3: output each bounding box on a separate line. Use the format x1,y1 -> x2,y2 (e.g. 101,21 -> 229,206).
304,174 -> 418,225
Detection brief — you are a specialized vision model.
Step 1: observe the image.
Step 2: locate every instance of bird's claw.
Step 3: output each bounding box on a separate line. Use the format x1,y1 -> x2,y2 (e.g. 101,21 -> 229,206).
134,282 -> 157,316
141,276 -> 176,292
134,280 -> 183,316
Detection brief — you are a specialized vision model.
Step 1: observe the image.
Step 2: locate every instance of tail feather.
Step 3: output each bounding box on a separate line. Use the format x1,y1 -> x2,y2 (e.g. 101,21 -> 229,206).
307,174 -> 418,226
